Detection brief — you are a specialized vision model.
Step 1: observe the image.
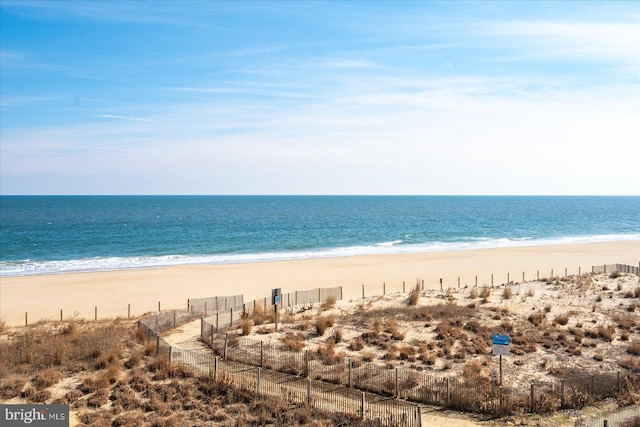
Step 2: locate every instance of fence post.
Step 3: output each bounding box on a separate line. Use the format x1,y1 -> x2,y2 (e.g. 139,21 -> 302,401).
200,318 -> 203,340
95,306 -> 98,321
213,356 -> 218,380
446,377 -> 450,406
305,350 -> 309,378
173,310 -> 176,328
523,271 -> 525,282
155,313 -> 158,332
403,281 -> 405,293
128,304 -> 131,319
383,282 -> 386,295
340,286 -> 343,301
565,267 -> 567,277
256,367 -> 261,395
156,335 -> 160,355
530,383 -> 534,411
590,373 -> 594,395
216,312 -> 219,331
360,391 -> 365,419
260,341 -> 264,368
25,312 -> 27,327
617,370 -> 621,391
307,378 -> 311,404
579,266 -> 581,275
560,378 -> 565,408
395,367 -> 399,398
60,309 -> 62,322
421,279 -> 424,291
223,333 -> 228,359
499,386 -> 503,415
507,273 -> 510,283
230,308 -> 234,326
318,288 -> 321,303
348,358 -> 352,388
537,270 -> 539,280
491,274 -> 494,286
158,301 -> 161,312
362,284 -> 365,299
551,269 -> 554,278
168,346 -> 172,363
187,299 -> 190,312
458,277 -> 460,288
210,325 -> 213,347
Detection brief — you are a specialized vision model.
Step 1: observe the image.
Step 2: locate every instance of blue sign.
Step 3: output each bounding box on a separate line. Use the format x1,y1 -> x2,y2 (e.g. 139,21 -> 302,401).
492,334 -> 510,345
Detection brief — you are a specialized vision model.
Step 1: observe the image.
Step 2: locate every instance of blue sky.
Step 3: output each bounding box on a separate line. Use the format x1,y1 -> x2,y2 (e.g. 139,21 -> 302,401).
1,1 -> 638,195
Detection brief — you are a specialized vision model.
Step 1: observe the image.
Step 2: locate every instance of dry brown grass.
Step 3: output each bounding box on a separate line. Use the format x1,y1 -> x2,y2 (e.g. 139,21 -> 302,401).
408,284 -> 420,306
280,332 -> 306,352
320,295 -> 337,311
349,336 -> 365,351
315,314 -> 334,336
239,311 -> 253,336
627,341 -> 640,356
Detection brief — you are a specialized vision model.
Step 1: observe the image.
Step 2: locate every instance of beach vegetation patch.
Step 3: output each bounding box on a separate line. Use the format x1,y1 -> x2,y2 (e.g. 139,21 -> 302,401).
408,284 -> 421,306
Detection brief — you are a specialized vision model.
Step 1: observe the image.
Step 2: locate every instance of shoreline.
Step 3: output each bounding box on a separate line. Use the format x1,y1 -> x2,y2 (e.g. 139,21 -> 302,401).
1,240 -> 638,326
2,234 -> 638,278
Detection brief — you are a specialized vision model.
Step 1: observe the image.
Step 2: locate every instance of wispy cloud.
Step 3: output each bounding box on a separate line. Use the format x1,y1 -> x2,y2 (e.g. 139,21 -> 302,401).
92,114 -> 159,123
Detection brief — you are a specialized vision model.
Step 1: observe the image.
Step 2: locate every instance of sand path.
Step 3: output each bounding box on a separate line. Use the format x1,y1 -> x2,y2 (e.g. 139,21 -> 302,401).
163,319 -> 484,426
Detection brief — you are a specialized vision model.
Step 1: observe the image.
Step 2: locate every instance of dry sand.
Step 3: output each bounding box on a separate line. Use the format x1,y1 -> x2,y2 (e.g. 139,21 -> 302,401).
1,241 -> 638,326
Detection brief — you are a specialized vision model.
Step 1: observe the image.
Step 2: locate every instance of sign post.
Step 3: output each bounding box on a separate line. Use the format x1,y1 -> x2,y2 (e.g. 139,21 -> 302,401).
272,288 -> 281,331
492,334 -> 510,386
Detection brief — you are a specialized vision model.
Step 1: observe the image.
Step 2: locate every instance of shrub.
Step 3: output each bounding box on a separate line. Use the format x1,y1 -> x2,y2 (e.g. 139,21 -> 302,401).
627,341 -> 640,356
528,312 -> 546,326
332,327 -> 343,343
349,337 -> 365,351
33,367 -> 61,389
554,313 -> 569,326
315,315 -> 332,336
408,285 -> 420,306
362,351 -> 375,362
398,345 -> 417,361
502,287 -> 513,300
320,295 -> 336,311
479,287 -> 491,303
280,333 -> 306,352
239,312 -> 253,336
609,270 -> 620,279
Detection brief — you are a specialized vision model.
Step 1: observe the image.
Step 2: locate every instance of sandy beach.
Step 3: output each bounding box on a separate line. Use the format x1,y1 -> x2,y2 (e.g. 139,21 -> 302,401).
1,240 -> 638,326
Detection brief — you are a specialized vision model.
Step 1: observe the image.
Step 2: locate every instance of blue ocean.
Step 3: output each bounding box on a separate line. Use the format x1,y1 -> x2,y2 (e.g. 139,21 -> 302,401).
1,196 -> 638,277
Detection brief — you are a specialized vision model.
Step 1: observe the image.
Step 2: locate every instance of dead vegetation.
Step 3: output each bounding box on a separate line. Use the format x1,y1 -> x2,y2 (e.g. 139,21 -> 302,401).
233,272 -> 640,414
0,319 -> 367,426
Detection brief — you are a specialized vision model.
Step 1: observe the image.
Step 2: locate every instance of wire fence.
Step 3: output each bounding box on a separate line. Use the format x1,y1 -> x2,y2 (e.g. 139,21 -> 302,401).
574,404 -> 640,427
168,346 -> 421,426
138,263 -> 639,422
201,328 -> 638,417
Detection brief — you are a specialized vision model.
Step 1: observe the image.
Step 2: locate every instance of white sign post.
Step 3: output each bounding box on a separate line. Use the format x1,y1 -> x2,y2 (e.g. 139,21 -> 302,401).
492,334 -> 510,386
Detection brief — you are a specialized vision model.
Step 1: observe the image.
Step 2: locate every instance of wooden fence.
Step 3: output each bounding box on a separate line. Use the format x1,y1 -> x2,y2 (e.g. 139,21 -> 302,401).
592,264 -> 639,275
201,329 -> 637,417
188,294 -> 244,316
168,346 -> 421,426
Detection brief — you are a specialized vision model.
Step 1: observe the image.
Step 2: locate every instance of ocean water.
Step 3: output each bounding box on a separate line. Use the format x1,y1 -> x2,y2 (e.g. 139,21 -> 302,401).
1,196 -> 638,277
